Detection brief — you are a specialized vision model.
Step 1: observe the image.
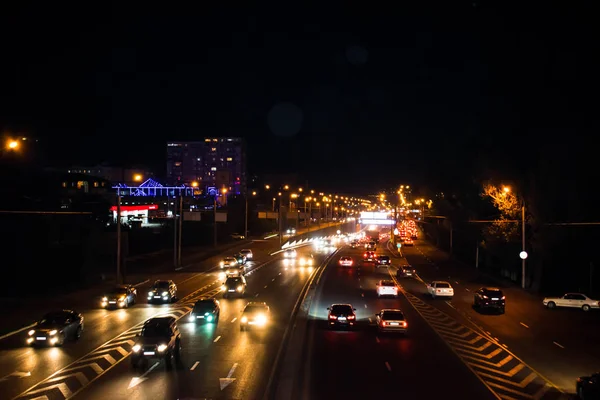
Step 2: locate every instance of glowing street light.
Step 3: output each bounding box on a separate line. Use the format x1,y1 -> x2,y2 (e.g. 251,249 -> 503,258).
6,140 -> 19,150
265,184 -> 270,190
133,174 -> 143,182
191,181 -> 199,187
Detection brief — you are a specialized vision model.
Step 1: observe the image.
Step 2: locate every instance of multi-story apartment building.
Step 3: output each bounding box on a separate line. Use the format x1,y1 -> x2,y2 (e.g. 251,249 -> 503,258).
63,163 -> 151,187
166,138 -> 246,195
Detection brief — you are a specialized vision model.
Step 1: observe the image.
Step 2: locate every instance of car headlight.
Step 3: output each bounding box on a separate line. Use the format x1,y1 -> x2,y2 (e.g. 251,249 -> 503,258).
148,291 -> 153,296
102,297 -> 108,301
207,315 -> 213,322
189,313 -> 195,321
308,259 -> 313,265
119,296 -> 125,301
237,285 -> 243,292
162,292 -> 168,296
256,315 -> 267,325
132,344 -> 141,352
241,316 -> 248,323
49,330 -> 57,336
221,285 -> 226,291
28,330 -> 35,336
220,261 -> 224,267
219,272 -> 226,279
157,344 -> 168,352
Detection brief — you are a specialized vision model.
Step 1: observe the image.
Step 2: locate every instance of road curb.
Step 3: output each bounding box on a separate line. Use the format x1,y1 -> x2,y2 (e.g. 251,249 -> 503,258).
263,248 -> 341,400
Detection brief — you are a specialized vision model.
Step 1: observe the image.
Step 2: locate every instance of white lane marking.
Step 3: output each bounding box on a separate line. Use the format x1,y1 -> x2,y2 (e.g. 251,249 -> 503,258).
520,322 -> 529,329
264,285 -> 268,289
214,335 -> 221,343
231,318 -> 237,323
272,278 -> 275,281
132,279 -> 150,287
175,267 -> 183,271
0,323 -> 36,341
364,304 -> 368,308
368,318 -> 372,323
255,293 -> 259,297
190,361 -> 200,371
553,341 -> 565,349
279,272 -> 282,275
385,362 -> 392,372
501,344 -> 508,348
361,293 -> 364,297
494,337 -> 500,342
465,288 -> 470,292
219,363 -> 239,390
375,337 -> 380,343
445,301 -> 455,309
455,281 -> 459,284
0,371 -> 31,381
128,362 -> 159,389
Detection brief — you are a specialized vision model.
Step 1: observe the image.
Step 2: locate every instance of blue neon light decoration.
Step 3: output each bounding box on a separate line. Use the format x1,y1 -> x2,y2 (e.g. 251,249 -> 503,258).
139,178 -> 163,188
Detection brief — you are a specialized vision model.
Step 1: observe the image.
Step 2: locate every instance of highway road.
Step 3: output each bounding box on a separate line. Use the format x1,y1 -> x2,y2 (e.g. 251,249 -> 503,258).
0,224 -> 347,400
301,242 -> 499,400
400,238 -> 600,396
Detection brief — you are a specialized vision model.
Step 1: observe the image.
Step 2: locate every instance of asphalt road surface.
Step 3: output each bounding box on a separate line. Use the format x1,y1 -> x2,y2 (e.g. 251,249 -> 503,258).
301,239 -> 572,400
0,225 -> 345,400
400,238 -> 600,396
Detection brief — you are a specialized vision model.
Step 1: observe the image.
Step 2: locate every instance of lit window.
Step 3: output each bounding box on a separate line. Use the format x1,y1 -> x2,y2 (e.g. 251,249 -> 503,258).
62,182 -> 67,188
77,181 -> 86,189
93,182 -> 99,187
211,167 -> 217,171
212,139 -> 218,142
211,147 -> 217,152
204,139 -> 211,142
227,138 -> 232,141
197,158 -> 201,161
175,162 -> 182,167
227,157 -> 233,161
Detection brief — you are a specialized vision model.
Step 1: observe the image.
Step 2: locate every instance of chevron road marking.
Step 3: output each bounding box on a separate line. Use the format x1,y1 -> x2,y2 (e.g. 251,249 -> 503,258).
12,286 -> 222,400
388,270 -> 568,400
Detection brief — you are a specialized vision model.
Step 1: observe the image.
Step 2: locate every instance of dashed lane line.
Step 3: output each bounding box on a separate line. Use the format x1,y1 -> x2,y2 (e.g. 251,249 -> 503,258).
389,271 -> 567,400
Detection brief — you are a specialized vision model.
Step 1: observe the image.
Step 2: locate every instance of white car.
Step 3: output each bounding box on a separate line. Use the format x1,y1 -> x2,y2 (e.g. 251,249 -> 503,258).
231,233 -> 245,240
219,257 -> 238,268
376,280 -> 398,297
427,281 -> 454,298
240,249 -> 253,260
543,293 -> 599,312
284,249 -> 297,258
286,228 -> 297,236
338,256 -> 354,267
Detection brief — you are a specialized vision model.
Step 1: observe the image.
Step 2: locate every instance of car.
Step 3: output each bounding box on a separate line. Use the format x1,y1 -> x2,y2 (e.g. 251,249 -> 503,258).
298,256 -> 314,266
189,298 -> 220,323
131,317 -> 181,368
473,287 -> 506,313
327,304 -> 357,329
426,281 -> 454,299
338,256 -> 354,267
234,252 -> 247,265
26,310 -> 84,346
365,241 -> 376,250
577,372 -> 600,399
286,228 -> 297,236
404,238 -> 414,246
147,280 -> 177,303
240,302 -> 270,330
376,280 -> 399,297
284,248 -> 297,258
350,240 -> 359,249
376,255 -> 391,267
220,257 -> 238,268
543,293 -> 600,312
223,265 -> 245,278
240,249 -> 253,260
363,251 -> 376,262
397,265 -> 416,278
375,309 -> 407,333
231,233 -> 246,240
222,276 -> 247,298
101,285 -> 137,308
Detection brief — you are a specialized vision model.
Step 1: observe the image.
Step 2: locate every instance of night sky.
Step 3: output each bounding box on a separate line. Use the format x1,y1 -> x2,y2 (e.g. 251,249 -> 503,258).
1,3 -> 597,192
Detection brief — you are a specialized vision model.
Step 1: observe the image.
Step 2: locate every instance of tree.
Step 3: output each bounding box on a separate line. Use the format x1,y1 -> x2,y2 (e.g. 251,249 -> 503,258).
481,182 -> 520,243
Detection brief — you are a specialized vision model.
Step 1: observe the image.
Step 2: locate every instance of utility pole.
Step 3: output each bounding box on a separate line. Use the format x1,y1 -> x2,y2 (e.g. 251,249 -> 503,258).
521,203 -> 526,289
177,194 -> 183,267
278,196 -> 283,245
214,195 -> 218,248
244,193 -> 249,239
475,241 -> 479,269
308,201 -> 312,232
173,195 -> 178,267
116,188 -> 122,284
450,228 -> 453,255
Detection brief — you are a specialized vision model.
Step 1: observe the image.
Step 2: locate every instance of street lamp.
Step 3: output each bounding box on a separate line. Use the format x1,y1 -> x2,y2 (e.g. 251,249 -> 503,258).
245,191 -> 257,239
265,184 -> 270,190
7,140 -> 19,150
191,181 -> 199,187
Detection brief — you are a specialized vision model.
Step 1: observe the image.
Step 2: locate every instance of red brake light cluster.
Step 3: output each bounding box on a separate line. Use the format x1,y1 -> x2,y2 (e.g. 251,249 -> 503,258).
329,314 -> 337,320
347,315 -> 356,320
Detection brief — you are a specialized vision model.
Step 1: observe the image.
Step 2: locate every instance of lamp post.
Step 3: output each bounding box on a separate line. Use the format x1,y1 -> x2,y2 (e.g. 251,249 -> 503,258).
245,191 -> 256,239
116,188 -> 122,284
521,202 -> 527,289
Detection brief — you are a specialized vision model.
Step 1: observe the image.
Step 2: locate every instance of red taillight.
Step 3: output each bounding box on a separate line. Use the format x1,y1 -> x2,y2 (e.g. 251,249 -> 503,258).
402,321 -> 407,327
329,315 -> 337,320
347,315 -> 355,320
437,289 -> 441,293
364,253 -> 367,257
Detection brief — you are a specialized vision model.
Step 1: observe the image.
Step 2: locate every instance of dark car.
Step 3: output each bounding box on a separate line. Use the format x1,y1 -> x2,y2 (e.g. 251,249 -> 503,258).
189,298 -> 220,323
27,310 -> 84,346
101,285 -> 137,309
222,276 -> 247,298
397,265 -> 416,278
234,252 -> 247,265
577,372 -> 600,399
363,251 -> 376,262
327,304 -> 357,329
376,255 -> 391,267
131,317 -> 181,368
147,280 -> 177,303
473,287 -> 506,313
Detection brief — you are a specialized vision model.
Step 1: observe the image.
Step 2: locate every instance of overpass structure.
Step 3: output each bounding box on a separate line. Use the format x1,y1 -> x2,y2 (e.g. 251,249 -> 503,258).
358,211 -> 395,227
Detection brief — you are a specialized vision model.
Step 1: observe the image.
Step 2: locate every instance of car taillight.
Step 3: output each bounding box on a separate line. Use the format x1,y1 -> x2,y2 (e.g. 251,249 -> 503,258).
501,296 -> 506,300
329,315 -> 337,320
364,253 -> 367,257
347,315 -> 355,320
402,321 -> 407,327
437,289 -> 441,292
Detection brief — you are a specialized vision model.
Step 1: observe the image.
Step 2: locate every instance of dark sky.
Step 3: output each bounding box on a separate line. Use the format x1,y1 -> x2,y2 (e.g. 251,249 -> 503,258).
1,3 -> 597,192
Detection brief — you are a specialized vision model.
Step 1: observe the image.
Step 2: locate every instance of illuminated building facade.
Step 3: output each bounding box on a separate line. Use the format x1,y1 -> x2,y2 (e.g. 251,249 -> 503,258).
166,138 -> 246,195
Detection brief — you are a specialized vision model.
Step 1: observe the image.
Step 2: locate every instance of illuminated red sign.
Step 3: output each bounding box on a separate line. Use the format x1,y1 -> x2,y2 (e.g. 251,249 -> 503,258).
109,204 -> 159,212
